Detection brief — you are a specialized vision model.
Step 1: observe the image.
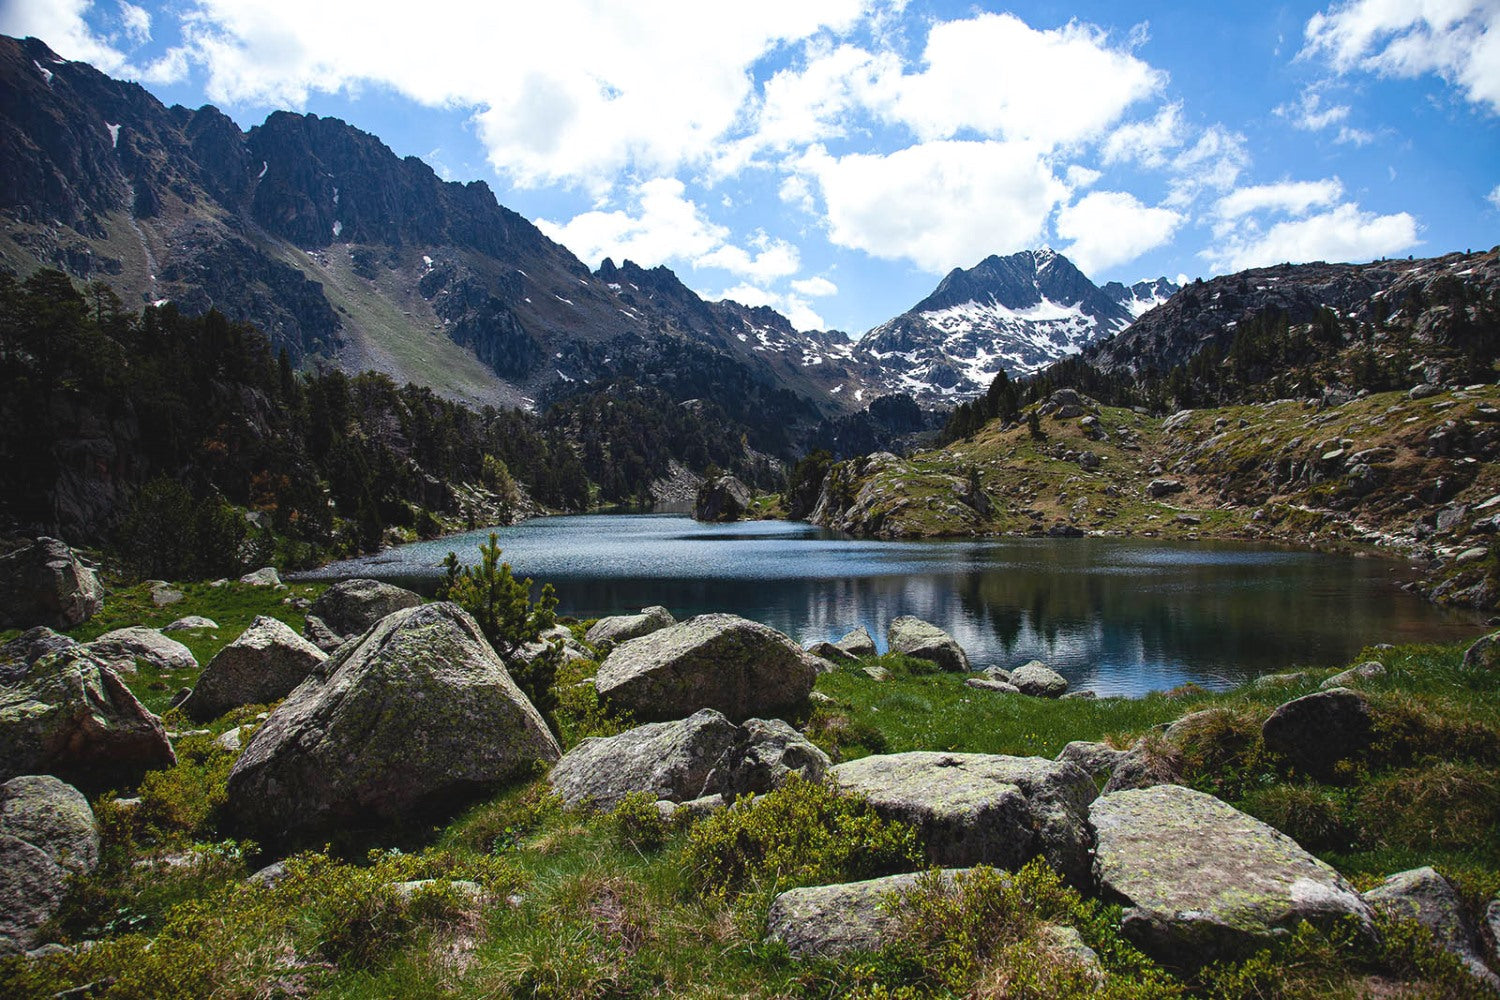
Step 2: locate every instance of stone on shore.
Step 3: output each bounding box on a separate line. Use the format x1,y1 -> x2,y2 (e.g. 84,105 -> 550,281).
1010,660 -> 1069,698
887,616 -> 970,672
834,626 -> 878,658
1362,867 -> 1500,990
584,606 -> 676,647
1261,688 -> 1373,779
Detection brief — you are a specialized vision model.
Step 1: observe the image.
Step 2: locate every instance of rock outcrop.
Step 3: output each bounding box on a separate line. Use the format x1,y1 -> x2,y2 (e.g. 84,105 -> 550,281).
225,602 -> 560,846
0,538 -> 104,630
830,752 -> 1097,885
585,607 -> 675,646
1056,741 -> 1128,782
307,578 -> 423,638
1090,784 -> 1374,966
0,648 -> 175,790
694,475 -> 753,522
180,616 -> 328,722
549,709 -> 828,810
594,614 -> 820,721
83,627 -> 197,676
886,616 -> 970,672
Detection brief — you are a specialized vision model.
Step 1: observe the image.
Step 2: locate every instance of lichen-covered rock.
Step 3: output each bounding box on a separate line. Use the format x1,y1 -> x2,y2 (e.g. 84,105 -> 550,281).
225,602 -> 560,846
766,871 -> 946,958
0,648 -> 175,791
308,578 -> 422,637
1090,784 -> 1375,966
0,627 -> 77,684
1010,660 -> 1069,698
584,606 -> 675,646
1462,631 -> 1499,671
0,836 -> 66,957
887,616 -> 970,672
302,614 -> 347,654
550,710 -> 828,809
1056,741 -> 1127,781
1261,688 -> 1373,779
180,616 -> 327,722
0,538 -> 104,630
83,627 -> 197,676
1320,661 -> 1386,689
162,616 -> 218,632
830,752 -> 1097,885
1362,867 -> 1500,990
594,614 -> 820,721
0,775 -> 98,876
239,567 -> 282,587
834,626 -> 877,658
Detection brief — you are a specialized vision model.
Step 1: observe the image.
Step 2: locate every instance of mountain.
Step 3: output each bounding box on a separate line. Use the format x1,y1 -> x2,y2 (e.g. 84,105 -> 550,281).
851,248 -> 1177,404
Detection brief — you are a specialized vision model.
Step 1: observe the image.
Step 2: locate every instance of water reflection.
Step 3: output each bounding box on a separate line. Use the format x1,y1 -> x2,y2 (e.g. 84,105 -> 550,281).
300,515 -> 1485,697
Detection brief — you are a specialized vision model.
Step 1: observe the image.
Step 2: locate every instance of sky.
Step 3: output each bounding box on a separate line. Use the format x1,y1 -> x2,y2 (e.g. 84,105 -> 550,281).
3,1 -> 1498,336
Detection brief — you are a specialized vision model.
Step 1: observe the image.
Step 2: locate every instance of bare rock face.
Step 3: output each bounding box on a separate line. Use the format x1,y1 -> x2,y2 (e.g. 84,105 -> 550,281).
83,627 -> 197,676
887,616 -> 970,672
225,603 -> 560,847
0,538 -> 104,630
308,578 -> 422,638
1090,784 -> 1375,967
0,648 -> 175,791
594,614 -> 820,722
549,709 -> 828,810
584,606 -> 675,647
180,616 -> 327,722
830,751 -> 1097,886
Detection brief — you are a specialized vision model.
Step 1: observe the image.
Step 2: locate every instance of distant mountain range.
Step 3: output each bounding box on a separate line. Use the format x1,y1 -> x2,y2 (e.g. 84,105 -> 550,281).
0,33 -> 1170,416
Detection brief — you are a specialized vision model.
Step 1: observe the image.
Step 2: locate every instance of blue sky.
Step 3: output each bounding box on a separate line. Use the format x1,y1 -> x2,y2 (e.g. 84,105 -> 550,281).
4,1 -> 1498,335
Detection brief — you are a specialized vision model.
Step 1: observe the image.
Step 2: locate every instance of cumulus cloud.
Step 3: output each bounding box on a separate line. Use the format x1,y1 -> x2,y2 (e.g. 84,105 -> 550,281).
796,140 -> 1069,272
1207,202 -> 1420,272
1214,178 -> 1346,220
0,0 -> 133,72
1101,103 -> 1185,168
695,236 -> 802,281
791,276 -> 839,297
1302,0 -> 1500,112
1056,191 -> 1184,274
1489,184 -> 1500,210
1165,126 -> 1250,207
1273,90 -> 1373,144
536,178 -> 728,269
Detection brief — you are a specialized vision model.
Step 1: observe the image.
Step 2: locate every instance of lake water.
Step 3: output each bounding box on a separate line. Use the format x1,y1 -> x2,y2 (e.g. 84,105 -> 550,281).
300,514 -> 1488,697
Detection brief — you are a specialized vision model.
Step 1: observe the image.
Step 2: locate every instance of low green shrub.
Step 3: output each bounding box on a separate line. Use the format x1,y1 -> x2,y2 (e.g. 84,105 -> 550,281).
609,792 -> 673,852
683,775 -> 921,900
132,734 -> 236,843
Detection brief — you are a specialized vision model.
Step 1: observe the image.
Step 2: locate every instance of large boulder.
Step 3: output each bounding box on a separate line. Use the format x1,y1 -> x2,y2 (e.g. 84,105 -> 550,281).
0,775 -> 98,876
225,602 -> 560,847
0,627 -> 77,684
1090,784 -> 1374,966
766,871 -> 944,958
0,648 -> 175,791
83,627 -> 197,676
694,475 -> 752,522
1010,660 -> 1069,698
1463,631 -> 1499,671
886,616 -> 970,672
550,709 -> 828,810
1261,688 -> 1373,779
308,578 -> 423,638
0,836 -> 66,957
834,626 -> 878,658
585,606 -> 675,646
830,752 -> 1097,886
180,616 -> 327,722
0,538 -> 104,630
1362,867 -> 1500,990
594,614 -> 820,721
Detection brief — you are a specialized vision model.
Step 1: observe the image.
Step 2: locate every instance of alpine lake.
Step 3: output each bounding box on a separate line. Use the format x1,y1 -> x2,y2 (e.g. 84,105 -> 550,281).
300,513 -> 1490,697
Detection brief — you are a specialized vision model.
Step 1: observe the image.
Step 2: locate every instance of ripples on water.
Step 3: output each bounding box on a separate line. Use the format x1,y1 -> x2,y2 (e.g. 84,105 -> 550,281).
301,514 -> 1485,697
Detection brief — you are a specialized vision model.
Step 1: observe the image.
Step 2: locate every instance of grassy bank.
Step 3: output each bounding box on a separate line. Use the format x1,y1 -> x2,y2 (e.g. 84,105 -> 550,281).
3,582 -> 1498,998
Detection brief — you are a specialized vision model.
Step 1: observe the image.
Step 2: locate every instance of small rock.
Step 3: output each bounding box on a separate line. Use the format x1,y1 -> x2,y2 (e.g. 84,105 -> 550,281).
887,616 -> 970,672
1147,479 -> 1185,498
1253,671 -> 1307,689
162,616 -> 217,632
214,727 -> 246,753
1456,547 -> 1489,565
238,567 -> 282,587
1363,867 -> 1499,990
1055,741 -> 1126,781
1465,632 -> 1500,670
584,606 -> 676,646
181,616 -> 327,722
694,475 -> 753,522
1408,383 -> 1444,400
83,627 -> 197,676
965,677 -> 1018,693
862,665 -> 892,682
308,578 -> 422,637
1061,690 -> 1096,700
301,614 -> 347,654
0,627 -> 77,684
834,626 -> 878,658
766,870 -> 954,958
806,641 -> 859,666
150,585 -> 184,606
1320,661 -> 1385,690
1010,660 -> 1068,698
981,666 -> 1012,683
0,775 -> 99,876
1262,688 -> 1373,779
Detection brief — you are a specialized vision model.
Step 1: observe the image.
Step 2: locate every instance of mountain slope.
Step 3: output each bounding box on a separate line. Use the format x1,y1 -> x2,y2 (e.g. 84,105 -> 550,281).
852,248 -> 1176,404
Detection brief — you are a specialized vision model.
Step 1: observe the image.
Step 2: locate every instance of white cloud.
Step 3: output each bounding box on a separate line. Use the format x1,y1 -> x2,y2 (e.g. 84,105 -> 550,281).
1489,184 -> 1500,210
1273,90 -> 1373,144
716,283 -> 827,331
1056,191 -> 1184,274
1065,165 -> 1103,190
1165,126 -> 1250,207
796,140 -> 1069,272
536,178 -> 728,269
695,237 -> 801,281
146,0 -> 869,191
1207,202 -> 1420,271
0,0 -> 132,72
1214,178 -> 1346,220
117,1 -> 150,43
1302,0 -> 1500,112
791,276 -> 839,297
1101,103 -> 1185,168
879,13 -> 1165,148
